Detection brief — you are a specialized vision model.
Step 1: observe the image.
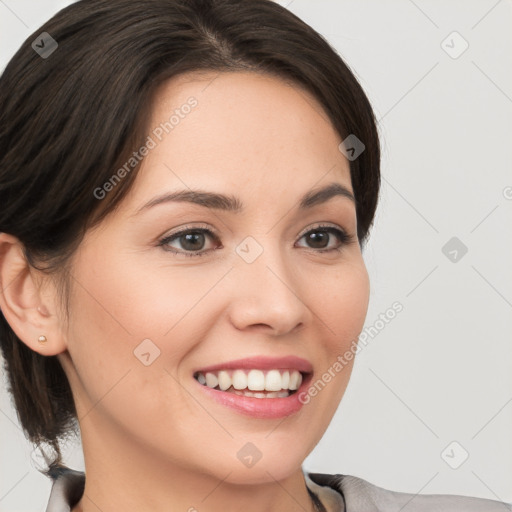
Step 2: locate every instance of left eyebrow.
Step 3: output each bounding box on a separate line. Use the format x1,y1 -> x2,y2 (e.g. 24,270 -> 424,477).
299,182 -> 355,209
131,181 -> 355,217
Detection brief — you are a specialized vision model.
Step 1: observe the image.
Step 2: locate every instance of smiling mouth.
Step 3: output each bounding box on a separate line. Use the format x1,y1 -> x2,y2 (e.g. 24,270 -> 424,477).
193,368 -> 306,398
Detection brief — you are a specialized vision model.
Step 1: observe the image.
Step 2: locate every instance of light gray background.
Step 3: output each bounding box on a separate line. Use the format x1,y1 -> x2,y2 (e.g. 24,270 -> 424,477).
1,0 -> 511,510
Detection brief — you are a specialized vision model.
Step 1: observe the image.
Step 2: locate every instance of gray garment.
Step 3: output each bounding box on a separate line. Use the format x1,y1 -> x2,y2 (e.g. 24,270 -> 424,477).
307,473 -> 512,512
45,466 -> 511,511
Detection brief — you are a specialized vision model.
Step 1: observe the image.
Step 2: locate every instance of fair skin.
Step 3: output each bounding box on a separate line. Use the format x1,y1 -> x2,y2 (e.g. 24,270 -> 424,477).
0,71 -> 370,512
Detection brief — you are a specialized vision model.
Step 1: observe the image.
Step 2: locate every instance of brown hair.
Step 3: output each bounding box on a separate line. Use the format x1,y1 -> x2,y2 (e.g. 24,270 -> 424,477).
0,0 -> 381,478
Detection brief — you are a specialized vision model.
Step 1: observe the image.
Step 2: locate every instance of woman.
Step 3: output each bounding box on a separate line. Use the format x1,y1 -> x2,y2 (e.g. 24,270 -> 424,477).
0,1 -> 509,511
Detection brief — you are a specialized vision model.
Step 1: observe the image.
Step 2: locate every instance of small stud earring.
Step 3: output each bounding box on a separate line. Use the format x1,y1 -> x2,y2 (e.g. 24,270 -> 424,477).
38,335 -> 47,344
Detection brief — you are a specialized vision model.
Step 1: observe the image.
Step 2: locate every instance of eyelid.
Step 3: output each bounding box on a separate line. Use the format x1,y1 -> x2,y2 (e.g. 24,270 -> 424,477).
297,221 -> 345,238
160,222 -> 220,240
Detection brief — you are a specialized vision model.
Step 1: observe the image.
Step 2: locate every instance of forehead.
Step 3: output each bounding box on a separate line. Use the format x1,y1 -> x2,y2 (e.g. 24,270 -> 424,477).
151,69 -> 338,144
122,70 -> 352,211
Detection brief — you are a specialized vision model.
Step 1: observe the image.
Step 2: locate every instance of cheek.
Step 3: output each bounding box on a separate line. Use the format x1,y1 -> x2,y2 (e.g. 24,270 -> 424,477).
63,257 -> 206,441
69,248 -> 222,350
310,260 -> 370,352
64,249 -> 227,401
306,261 -> 369,405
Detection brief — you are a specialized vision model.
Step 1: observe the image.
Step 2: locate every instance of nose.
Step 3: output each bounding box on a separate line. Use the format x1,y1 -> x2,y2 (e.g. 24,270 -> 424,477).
226,242 -> 311,336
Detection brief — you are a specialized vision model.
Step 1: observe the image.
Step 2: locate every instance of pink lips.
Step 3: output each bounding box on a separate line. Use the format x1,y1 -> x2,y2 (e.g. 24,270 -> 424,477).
194,355 -> 313,374
193,355 -> 314,419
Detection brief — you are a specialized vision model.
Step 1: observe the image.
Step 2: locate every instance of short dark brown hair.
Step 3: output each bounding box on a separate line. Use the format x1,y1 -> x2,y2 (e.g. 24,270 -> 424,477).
0,0 -> 381,478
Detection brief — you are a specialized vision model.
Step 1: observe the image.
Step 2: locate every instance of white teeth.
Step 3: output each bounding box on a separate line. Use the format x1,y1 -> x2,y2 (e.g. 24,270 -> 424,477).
289,371 -> 302,390
247,369 -> 265,390
265,369 -> 283,391
281,370 -> 290,389
232,369 -> 248,390
205,372 -> 218,388
217,370 -> 231,391
234,390 -> 250,397
233,389 -> 290,399
195,368 -> 305,393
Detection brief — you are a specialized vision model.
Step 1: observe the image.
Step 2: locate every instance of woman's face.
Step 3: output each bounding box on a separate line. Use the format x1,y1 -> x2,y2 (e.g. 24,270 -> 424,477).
57,70 -> 370,483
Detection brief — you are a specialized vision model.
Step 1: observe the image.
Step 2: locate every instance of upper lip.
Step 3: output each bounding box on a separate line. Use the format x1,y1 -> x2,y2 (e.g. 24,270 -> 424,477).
194,355 -> 313,374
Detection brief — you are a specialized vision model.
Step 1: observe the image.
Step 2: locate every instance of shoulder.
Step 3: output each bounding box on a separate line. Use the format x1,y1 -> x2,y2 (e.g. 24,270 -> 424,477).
306,472 -> 512,512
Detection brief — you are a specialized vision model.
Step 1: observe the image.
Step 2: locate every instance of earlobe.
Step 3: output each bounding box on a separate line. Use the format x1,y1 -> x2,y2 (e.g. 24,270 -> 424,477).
0,232 -> 67,356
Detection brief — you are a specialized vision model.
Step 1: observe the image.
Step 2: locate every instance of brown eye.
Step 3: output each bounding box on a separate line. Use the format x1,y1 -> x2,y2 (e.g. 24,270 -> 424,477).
296,225 -> 354,252
159,227 -> 219,257
304,230 -> 330,249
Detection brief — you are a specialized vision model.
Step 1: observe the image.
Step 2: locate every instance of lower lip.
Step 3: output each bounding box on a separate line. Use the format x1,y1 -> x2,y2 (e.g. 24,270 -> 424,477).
195,373 -> 313,419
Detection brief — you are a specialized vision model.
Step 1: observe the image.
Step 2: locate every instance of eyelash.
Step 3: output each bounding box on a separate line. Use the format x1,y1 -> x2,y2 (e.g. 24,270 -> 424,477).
157,223 -> 356,258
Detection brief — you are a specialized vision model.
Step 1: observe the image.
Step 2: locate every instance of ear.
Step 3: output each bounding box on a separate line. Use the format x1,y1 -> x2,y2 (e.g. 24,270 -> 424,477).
0,232 -> 68,356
